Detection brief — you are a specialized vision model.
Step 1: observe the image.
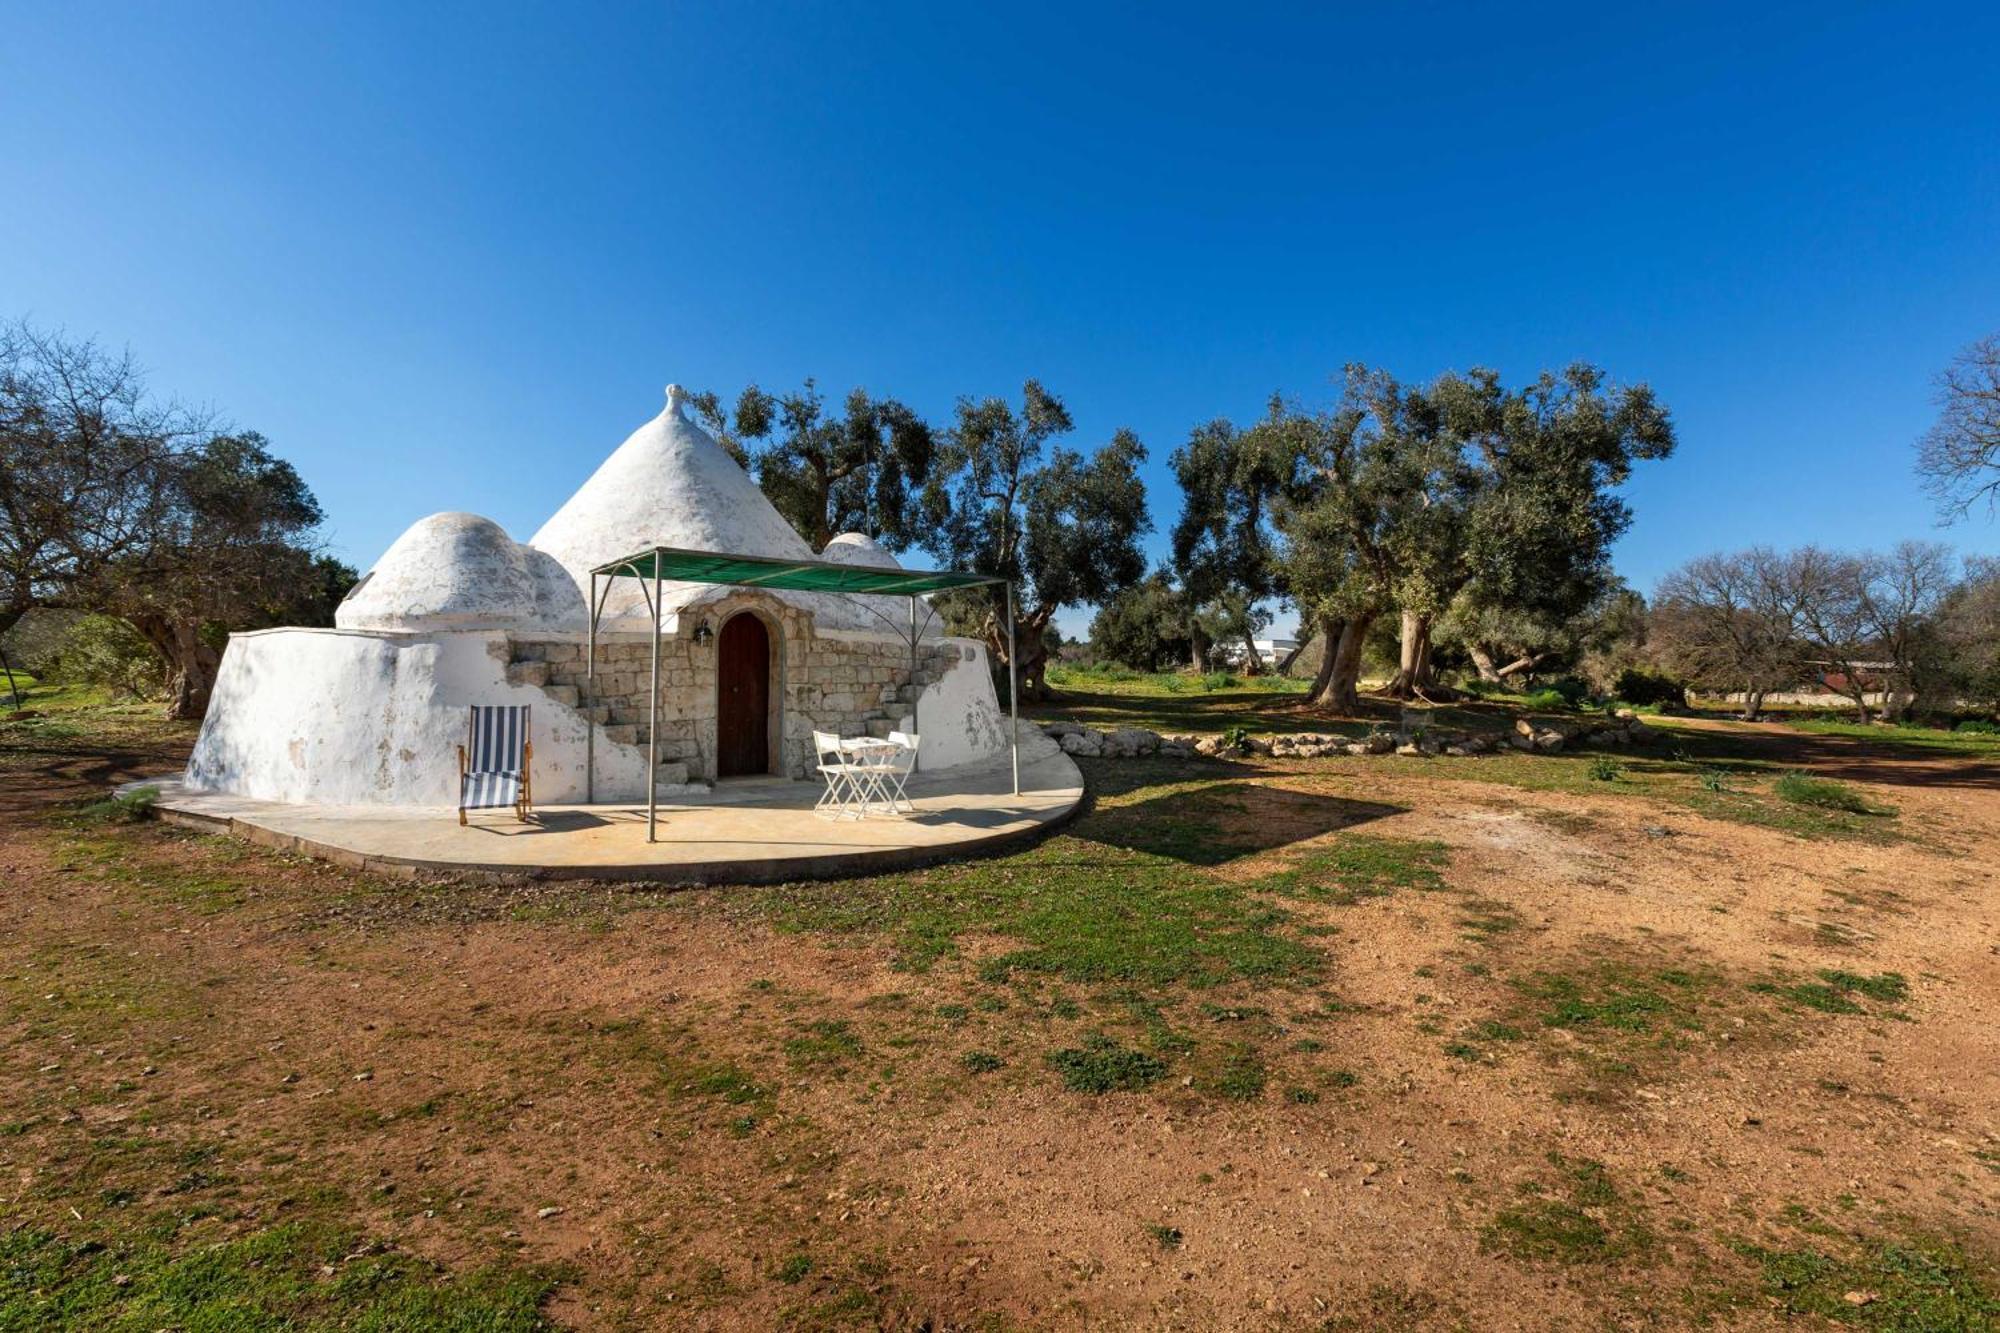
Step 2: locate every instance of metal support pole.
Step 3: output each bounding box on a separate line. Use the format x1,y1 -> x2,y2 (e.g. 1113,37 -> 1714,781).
586,571 -> 597,804
647,560 -> 662,843
908,594 -> 919,774
1005,582 -> 1020,796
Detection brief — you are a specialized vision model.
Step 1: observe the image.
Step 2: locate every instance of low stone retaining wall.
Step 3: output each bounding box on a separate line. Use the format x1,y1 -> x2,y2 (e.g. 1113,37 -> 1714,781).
1040,712 -> 1661,760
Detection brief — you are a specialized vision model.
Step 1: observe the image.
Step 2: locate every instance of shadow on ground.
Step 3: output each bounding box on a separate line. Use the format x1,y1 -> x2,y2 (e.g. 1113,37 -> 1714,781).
1069,767 -> 1406,866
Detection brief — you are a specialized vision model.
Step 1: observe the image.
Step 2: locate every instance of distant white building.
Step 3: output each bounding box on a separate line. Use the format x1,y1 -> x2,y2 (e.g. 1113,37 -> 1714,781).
1217,637 -> 1298,669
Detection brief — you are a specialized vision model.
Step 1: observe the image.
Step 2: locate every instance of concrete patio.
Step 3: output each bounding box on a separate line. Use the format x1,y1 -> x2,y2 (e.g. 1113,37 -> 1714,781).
126,751 -> 1082,884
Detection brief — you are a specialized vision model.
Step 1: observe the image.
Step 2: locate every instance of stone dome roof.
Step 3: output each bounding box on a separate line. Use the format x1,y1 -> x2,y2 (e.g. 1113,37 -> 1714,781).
529,385 -> 814,626
819,532 -> 902,569
336,512 -> 584,633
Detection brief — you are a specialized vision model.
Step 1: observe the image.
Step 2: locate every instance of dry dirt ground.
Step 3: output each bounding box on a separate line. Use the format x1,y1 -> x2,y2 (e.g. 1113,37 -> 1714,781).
3,705 -> 1998,1330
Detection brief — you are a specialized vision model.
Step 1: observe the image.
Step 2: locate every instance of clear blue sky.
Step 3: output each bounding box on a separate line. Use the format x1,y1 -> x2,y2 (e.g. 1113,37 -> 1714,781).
5,2 -> 1997,638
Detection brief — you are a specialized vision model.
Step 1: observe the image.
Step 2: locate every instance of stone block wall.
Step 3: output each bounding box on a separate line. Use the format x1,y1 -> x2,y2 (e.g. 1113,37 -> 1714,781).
507,591 -> 960,784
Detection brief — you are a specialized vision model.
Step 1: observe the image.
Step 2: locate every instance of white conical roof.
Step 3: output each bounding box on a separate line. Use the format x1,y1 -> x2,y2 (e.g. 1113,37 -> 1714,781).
529,385 -> 814,626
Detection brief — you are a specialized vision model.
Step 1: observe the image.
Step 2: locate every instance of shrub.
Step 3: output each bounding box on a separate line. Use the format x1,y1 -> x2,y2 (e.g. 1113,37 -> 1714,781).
76,786 -> 159,823
48,615 -> 168,698
1773,771 -> 1883,815
1046,1034 -> 1167,1093
1587,755 -> 1621,782
1522,689 -> 1567,712
1197,671 -> 1237,692
1547,675 -> 1592,707
1613,667 -> 1687,709
1956,719 -> 2000,735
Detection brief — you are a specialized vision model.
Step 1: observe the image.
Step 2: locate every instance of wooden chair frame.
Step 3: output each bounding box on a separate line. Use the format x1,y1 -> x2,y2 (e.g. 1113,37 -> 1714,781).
457,706 -> 534,825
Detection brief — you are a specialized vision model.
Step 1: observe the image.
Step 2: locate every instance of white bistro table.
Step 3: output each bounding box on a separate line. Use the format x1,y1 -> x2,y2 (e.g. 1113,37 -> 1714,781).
836,736 -> 908,817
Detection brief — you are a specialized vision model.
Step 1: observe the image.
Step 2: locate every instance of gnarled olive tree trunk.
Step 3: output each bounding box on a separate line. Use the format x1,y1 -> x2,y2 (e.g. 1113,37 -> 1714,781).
1305,611 -> 1376,715
984,605 -> 1057,703
1382,609 -> 1436,699
128,615 -> 221,720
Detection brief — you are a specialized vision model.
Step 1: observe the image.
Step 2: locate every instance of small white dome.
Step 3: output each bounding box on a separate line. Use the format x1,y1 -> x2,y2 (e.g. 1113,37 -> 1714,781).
337,512 -> 584,633
819,532 -> 903,570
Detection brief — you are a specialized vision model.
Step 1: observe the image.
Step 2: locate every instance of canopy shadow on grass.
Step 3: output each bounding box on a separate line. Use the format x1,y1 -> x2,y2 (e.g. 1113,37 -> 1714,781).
1664,719 -> 2000,793
1068,778 -> 1407,867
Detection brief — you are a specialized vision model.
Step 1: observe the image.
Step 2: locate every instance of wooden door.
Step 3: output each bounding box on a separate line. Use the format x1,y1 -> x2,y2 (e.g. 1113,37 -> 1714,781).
716,614 -> 770,777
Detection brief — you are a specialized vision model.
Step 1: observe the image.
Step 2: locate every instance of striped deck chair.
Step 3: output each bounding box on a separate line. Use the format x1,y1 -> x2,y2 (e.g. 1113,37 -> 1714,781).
458,705 -> 532,824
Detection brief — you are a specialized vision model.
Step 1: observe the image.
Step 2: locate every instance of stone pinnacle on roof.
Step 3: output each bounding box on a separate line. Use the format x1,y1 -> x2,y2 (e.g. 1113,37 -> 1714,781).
528,382 -> 815,612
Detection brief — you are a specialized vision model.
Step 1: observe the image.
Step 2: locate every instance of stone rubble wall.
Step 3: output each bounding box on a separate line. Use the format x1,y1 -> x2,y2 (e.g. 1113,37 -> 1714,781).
1039,711 -> 1661,760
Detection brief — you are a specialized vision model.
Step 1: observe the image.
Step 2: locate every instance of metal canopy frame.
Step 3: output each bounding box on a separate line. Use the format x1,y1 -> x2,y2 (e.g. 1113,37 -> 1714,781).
585,545 -> 1022,843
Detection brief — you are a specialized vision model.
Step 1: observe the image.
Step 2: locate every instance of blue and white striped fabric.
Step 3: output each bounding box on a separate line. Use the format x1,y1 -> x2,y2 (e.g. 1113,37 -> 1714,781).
461,705 -> 529,810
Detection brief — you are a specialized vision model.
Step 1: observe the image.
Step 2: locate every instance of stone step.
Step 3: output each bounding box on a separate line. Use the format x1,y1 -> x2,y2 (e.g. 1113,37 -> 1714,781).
653,761 -> 689,787
864,716 -> 896,739
541,684 -> 579,708
603,723 -> 641,746
504,660 -> 551,687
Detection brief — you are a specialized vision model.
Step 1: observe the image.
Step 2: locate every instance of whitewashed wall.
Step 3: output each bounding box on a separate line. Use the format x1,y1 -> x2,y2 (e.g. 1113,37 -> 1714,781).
183,627 -> 647,807
909,639 -> 1058,771
183,626 -> 1046,809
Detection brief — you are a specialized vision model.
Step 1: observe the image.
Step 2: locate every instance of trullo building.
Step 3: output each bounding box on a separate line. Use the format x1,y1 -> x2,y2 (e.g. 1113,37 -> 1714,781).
183,385 -> 1046,808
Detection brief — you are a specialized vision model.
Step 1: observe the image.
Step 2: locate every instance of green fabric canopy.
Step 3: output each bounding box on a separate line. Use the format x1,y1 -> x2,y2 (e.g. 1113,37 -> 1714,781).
591,546 -> 1004,595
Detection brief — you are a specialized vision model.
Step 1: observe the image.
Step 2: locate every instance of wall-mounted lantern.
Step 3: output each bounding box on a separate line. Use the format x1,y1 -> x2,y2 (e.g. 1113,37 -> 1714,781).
691,619 -> 715,648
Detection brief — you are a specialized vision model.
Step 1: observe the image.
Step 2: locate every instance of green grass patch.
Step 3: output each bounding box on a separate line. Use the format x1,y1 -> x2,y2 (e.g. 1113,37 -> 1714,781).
0,1217 -> 557,1330
72,785 -> 159,823
1819,970 -> 1909,1003
1032,665 -> 1315,736
1481,1155 -> 1655,1267
1740,1233 -> 2000,1328
1046,1034 -> 1169,1094
1253,834 -> 1450,905
1203,1044 -> 1268,1101
1516,965 -> 1711,1035
960,1050 -> 1003,1074
1790,717 -> 2000,755
1752,969 -> 1909,1016
751,799 -> 1325,987
1774,771 -> 1891,816
781,1019 -> 864,1069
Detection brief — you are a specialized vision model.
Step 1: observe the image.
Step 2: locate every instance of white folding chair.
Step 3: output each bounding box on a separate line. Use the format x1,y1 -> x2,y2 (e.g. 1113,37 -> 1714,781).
877,730 -> 919,814
812,730 -> 863,818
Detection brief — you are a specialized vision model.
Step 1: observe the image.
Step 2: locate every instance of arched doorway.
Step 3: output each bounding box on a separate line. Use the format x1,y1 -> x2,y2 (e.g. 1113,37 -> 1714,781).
716,612 -> 772,778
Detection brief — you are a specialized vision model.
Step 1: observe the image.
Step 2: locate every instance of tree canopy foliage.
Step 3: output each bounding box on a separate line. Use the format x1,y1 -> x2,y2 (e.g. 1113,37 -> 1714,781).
1170,404 -> 1298,672
1088,571 -> 1195,672
692,380 -> 935,551
0,320 -> 352,716
919,380 -> 1149,700
1185,363 -> 1676,710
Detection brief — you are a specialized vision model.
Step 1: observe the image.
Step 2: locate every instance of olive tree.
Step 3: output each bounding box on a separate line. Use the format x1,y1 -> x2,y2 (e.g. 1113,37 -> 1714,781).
921,381 -> 1149,700
691,380 -> 934,552
0,319 -> 348,718
1170,404 -> 1296,673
